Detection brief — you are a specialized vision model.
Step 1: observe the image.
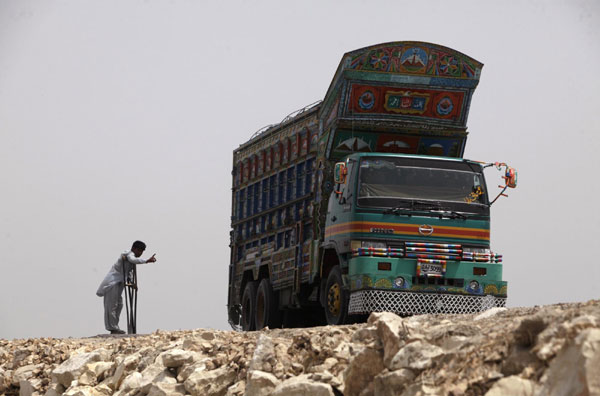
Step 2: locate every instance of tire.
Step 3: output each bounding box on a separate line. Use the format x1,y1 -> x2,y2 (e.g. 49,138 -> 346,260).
241,281 -> 257,331
255,278 -> 281,330
324,266 -> 349,325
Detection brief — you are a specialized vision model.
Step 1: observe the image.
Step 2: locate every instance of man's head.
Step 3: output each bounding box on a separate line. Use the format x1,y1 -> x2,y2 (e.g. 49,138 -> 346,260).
131,240 -> 146,257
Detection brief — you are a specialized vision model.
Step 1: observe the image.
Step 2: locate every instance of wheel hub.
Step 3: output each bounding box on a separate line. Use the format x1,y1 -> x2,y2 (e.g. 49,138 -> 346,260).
327,283 -> 341,316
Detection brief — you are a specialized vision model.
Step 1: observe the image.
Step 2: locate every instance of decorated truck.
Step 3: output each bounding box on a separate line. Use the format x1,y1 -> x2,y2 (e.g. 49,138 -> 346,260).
227,42 -> 517,330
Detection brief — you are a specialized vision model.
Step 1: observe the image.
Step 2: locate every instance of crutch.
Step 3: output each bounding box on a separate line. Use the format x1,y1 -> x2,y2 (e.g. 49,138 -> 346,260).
121,254 -> 138,334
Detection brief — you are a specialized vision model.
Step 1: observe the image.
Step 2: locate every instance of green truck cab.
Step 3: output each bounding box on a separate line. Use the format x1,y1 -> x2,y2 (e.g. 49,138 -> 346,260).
324,153 -> 509,324
228,41 -> 517,330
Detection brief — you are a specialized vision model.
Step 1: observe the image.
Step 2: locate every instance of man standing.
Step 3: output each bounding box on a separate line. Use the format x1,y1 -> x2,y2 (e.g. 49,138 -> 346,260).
96,240 -> 157,334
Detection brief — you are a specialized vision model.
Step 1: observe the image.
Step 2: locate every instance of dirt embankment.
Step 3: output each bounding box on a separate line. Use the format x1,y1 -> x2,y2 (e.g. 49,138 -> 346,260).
1,300 -> 599,396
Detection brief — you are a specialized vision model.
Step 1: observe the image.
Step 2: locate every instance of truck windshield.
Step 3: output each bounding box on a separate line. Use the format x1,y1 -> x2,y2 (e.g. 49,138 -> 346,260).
357,157 -> 489,212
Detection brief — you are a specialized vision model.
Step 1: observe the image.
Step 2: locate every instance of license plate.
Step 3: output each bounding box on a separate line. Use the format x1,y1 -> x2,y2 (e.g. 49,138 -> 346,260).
420,262 -> 443,276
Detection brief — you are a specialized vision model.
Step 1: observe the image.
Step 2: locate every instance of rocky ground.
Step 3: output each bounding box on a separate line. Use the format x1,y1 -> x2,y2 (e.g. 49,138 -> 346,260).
1,300 -> 599,396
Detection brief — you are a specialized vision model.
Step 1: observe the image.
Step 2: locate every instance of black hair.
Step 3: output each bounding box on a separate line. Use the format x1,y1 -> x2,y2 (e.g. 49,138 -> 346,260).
132,240 -> 146,250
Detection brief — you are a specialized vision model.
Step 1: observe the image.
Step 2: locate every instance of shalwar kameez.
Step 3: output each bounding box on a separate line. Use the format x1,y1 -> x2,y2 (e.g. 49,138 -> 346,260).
96,251 -> 148,332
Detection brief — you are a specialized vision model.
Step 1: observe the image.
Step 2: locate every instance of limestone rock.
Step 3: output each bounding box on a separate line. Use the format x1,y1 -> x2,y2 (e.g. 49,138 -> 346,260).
13,364 -> 44,386
85,362 -> 114,382
536,328 -> 600,396
245,370 -> 280,396
343,347 -> 384,396
184,365 -> 236,396
225,380 -> 245,396
147,382 -> 186,396
157,349 -> 194,368
248,334 -> 275,373
119,371 -> 142,392
92,384 -> 112,396
390,340 -> 444,371
176,360 -> 209,383
368,312 -> 407,368
52,351 -> 105,388
0,301 -> 597,396
373,369 -> 415,396
62,385 -> 105,396
138,363 -> 176,393
474,307 -> 508,321
19,378 -> 43,396
485,376 -> 536,396
271,374 -> 334,396
44,383 -> 65,396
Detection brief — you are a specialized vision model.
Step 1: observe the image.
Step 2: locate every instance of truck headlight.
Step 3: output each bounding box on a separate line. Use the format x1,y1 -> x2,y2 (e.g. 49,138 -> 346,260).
351,240 -> 387,250
463,247 -> 491,255
394,277 -> 405,288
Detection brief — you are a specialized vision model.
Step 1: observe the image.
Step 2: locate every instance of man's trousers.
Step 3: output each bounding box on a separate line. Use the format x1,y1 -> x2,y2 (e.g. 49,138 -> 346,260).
103,283 -> 124,331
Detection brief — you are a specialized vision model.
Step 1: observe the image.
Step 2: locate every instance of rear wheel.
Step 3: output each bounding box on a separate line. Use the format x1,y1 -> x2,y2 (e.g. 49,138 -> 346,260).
241,281 -> 257,331
324,266 -> 349,325
255,278 -> 281,330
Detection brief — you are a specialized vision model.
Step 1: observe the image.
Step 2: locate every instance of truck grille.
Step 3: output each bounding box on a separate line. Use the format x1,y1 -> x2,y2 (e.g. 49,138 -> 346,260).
348,289 -> 506,315
352,241 -> 502,263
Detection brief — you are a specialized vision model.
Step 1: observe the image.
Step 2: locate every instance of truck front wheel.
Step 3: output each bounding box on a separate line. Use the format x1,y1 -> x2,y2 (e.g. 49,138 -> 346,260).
324,266 -> 349,325
241,281 -> 257,331
255,278 -> 281,330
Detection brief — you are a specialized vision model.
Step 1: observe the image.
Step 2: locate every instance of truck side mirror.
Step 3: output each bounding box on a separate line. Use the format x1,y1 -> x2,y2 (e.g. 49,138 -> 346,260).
489,162 -> 518,205
334,162 -> 347,185
505,167 -> 517,188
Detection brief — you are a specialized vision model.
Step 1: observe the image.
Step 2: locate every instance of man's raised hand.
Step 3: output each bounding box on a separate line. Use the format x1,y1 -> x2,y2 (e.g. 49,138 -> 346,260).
147,254 -> 157,263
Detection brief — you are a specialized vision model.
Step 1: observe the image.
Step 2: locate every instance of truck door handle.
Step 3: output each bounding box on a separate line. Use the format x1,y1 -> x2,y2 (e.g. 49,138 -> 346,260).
331,216 -> 337,222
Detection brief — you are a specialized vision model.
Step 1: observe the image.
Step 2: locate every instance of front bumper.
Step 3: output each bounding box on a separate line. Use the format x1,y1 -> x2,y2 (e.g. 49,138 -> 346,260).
348,289 -> 506,315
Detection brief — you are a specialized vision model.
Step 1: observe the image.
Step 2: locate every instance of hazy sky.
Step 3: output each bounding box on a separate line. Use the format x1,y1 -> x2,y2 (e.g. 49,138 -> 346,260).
1,0 -> 599,340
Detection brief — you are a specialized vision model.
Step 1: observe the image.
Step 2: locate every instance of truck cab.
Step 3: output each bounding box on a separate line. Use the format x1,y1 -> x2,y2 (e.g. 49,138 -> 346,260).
322,153 -> 506,324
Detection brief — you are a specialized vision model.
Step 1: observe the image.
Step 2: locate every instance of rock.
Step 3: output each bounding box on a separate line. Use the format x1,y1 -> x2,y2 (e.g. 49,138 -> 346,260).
44,383 -> 65,396
368,312 -> 407,367
13,364 -> 44,386
147,382 -> 186,396
248,334 -> 275,373
62,385 -> 104,396
245,370 -> 280,396
157,349 -> 194,368
225,380 -> 245,396
343,347 -> 384,396
177,360 -> 210,382
373,369 -> 415,396
271,374 -> 334,396
86,362 -> 114,382
78,361 -> 115,387
101,352 -> 141,390
475,307 -> 508,321
184,365 -> 236,396
485,376 -> 536,396
535,314 -> 600,361
536,328 -> 600,396
389,340 -> 444,371
119,371 -> 142,392
0,300 -> 598,396
138,363 -> 176,393
12,349 -> 32,369
52,351 -> 106,388
19,378 -> 43,396
92,384 -> 112,396
501,345 -> 541,376
514,316 -> 548,348
309,357 -> 338,373
199,331 -> 215,341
